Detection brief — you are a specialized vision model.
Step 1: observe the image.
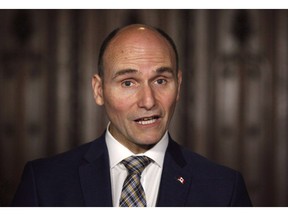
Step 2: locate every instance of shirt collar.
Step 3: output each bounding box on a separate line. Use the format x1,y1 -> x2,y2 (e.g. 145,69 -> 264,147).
105,123 -> 168,169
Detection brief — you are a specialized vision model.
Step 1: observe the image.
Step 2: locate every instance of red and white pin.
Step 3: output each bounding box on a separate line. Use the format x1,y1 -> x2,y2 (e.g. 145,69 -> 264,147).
177,176 -> 185,184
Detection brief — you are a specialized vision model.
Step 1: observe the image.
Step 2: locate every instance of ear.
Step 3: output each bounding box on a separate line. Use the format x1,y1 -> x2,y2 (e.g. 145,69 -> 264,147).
92,74 -> 104,106
176,70 -> 182,101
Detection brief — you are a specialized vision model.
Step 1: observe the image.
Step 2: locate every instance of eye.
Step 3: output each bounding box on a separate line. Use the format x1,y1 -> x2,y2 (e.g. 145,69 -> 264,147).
121,80 -> 134,87
155,79 -> 167,85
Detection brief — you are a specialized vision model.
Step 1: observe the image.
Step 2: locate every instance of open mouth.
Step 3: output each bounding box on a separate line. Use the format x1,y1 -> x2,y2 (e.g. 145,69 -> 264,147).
134,116 -> 160,125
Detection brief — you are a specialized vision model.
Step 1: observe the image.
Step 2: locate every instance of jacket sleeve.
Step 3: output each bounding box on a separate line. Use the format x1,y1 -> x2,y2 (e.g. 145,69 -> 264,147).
11,162 -> 39,207
230,172 -> 253,207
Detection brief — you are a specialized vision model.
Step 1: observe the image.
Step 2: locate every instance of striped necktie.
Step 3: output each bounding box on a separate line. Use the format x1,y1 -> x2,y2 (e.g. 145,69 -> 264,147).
119,156 -> 151,207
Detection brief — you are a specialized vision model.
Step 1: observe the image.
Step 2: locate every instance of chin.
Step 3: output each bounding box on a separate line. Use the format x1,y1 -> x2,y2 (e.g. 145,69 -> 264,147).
134,135 -> 162,145
129,128 -> 166,145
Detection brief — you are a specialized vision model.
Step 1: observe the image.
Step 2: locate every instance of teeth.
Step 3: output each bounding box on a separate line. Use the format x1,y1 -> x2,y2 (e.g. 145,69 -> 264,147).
137,118 -> 157,125
136,116 -> 158,125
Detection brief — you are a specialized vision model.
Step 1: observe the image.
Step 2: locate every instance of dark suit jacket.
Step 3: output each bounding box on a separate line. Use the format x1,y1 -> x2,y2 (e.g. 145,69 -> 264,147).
12,132 -> 252,207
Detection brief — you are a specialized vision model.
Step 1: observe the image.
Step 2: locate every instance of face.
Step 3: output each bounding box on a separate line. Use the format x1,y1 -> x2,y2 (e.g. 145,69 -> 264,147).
92,26 -> 182,153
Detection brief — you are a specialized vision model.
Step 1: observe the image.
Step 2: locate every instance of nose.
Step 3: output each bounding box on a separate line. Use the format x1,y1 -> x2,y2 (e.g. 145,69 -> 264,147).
138,84 -> 156,110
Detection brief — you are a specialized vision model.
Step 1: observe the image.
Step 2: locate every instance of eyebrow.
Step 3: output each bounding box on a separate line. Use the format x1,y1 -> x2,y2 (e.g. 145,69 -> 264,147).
156,66 -> 174,74
112,66 -> 174,80
112,69 -> 138,79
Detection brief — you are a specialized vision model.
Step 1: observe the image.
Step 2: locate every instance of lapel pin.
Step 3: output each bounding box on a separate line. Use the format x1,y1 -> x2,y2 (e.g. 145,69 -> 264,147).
177,176 -> 185,184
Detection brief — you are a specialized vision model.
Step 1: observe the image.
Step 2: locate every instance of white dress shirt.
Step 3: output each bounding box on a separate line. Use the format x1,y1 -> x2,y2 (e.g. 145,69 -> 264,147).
105,124 -> 168,207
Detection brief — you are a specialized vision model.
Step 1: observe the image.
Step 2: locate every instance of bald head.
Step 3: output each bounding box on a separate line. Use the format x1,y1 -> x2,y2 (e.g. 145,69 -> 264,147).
98,24 -> 179,77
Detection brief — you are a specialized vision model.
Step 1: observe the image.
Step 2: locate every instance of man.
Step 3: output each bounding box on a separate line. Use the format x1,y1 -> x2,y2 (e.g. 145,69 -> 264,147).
12,24 -> 252,207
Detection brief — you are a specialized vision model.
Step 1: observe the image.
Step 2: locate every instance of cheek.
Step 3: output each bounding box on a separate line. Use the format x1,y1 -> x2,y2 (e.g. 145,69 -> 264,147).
157,92 -> 178,117
157,88 -> 178,107
104,83 -> 137,107
103,90 -> 132,114
164,98 -> 177,113
104,100 -> 128,125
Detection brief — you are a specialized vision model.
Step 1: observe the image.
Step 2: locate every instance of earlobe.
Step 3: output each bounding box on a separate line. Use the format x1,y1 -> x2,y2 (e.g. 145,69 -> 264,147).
92,74 -> 104,106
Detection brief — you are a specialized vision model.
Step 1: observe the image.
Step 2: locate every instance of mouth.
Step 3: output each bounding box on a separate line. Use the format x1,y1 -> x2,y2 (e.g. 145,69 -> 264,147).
134,115 -> 160,125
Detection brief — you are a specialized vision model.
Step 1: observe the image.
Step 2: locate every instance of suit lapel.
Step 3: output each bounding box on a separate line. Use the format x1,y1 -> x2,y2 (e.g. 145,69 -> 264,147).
157,138 -> 192,207
78,133 -> 193,207
79,133 -> 113,207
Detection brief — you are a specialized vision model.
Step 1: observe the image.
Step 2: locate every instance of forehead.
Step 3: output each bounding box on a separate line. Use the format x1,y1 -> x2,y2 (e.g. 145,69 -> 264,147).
103,27 -> 176,68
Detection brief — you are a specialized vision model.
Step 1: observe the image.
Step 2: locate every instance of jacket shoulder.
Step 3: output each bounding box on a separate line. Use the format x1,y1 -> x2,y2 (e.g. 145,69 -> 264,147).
29,133 -> 107,175
31,141 -> 91,170
168,138 -> 240,179
164,139 -> 252,206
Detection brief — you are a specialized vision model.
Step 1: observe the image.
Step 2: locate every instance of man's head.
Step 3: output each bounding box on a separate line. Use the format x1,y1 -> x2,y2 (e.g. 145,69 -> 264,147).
92,24 -> 182,153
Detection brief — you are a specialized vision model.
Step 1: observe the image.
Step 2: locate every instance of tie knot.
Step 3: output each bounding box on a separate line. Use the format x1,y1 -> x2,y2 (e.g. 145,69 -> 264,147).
121,156 -> 151,174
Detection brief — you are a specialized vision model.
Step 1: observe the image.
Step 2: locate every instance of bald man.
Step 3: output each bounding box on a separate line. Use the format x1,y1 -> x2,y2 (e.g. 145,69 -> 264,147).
12,24 -> 252,207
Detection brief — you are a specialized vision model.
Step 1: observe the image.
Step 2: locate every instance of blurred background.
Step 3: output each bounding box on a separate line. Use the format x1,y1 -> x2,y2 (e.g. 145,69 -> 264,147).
0,9 -> 287,207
